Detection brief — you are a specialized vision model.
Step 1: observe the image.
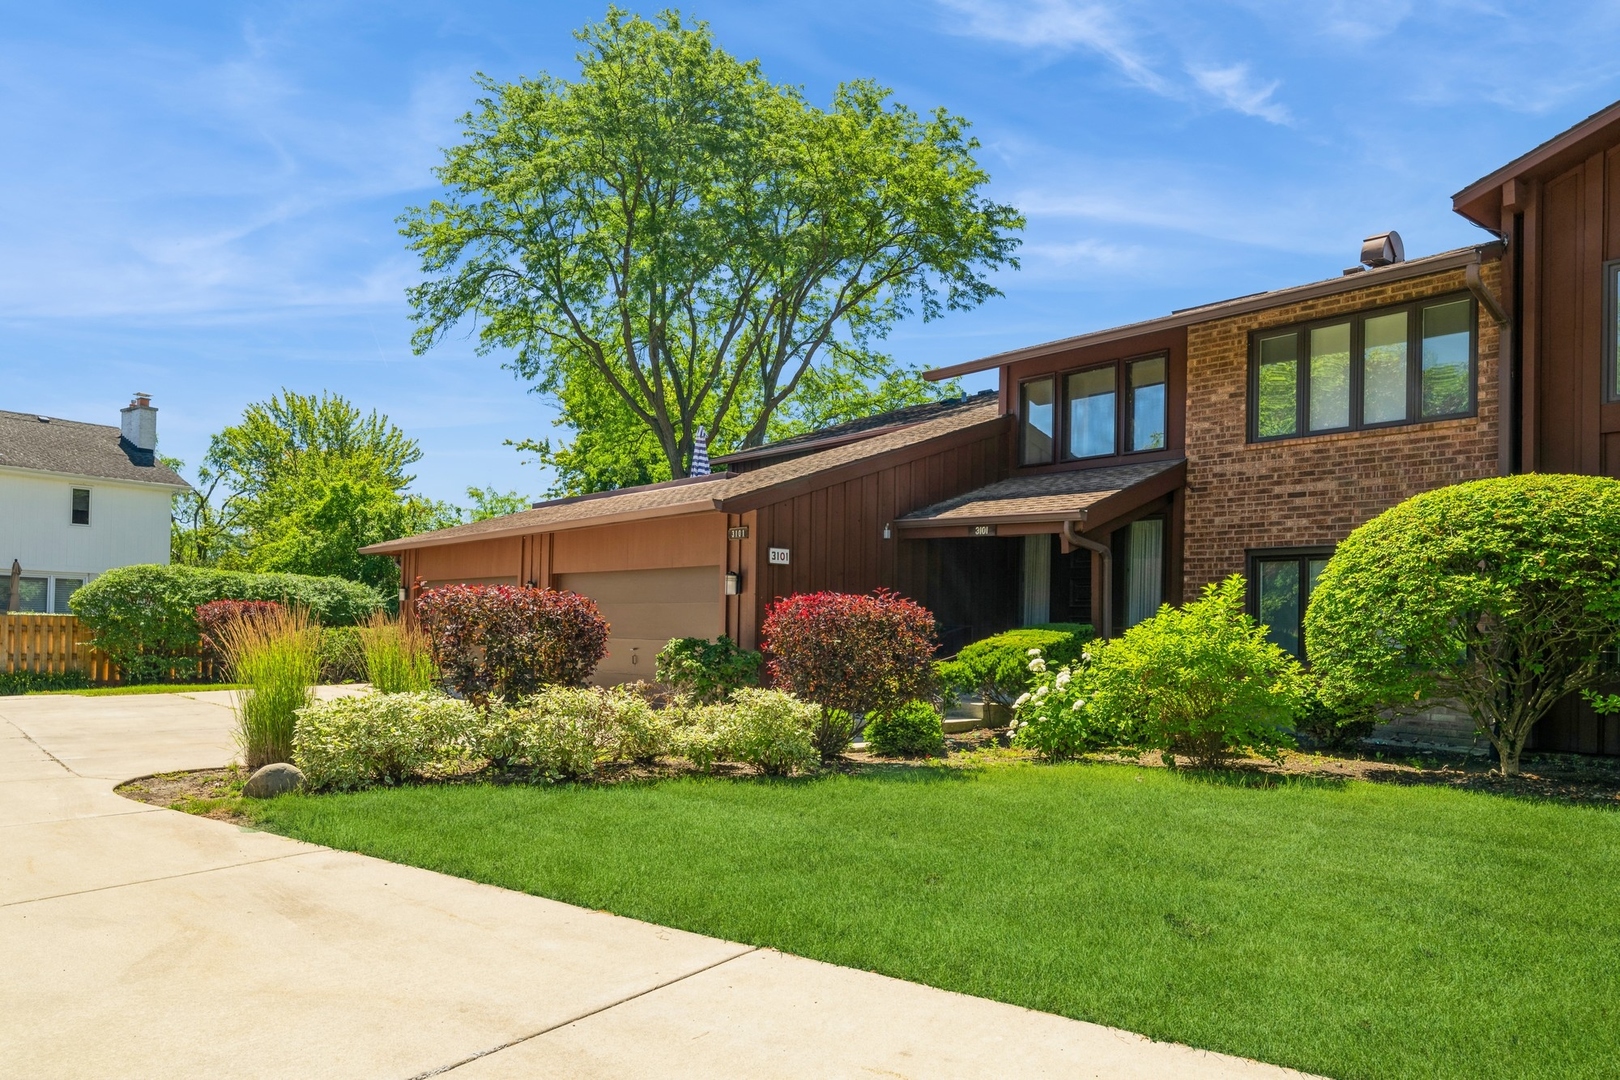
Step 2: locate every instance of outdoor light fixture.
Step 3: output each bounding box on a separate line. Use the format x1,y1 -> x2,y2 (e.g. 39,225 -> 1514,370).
724,571 -> 741,595
883,523 -> 892,539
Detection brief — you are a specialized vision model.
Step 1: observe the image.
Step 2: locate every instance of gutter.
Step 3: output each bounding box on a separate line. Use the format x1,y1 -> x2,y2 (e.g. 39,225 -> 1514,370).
1063,519 -> 1111,641
1465,259 -> 1509,326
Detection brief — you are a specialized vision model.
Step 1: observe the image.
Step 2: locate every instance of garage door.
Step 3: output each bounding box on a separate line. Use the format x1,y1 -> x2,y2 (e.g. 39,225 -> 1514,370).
554,566 -> 722,684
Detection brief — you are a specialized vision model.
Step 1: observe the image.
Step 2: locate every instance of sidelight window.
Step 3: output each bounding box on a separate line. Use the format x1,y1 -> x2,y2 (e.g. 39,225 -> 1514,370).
1020,377 -> 1056,464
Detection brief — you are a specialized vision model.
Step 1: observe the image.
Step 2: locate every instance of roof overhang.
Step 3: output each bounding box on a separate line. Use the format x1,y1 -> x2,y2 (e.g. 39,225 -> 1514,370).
895,459 -> 1185,539
923,245 -> 1501,382
358,500 -> 725,555
1453,100 -> 1620,231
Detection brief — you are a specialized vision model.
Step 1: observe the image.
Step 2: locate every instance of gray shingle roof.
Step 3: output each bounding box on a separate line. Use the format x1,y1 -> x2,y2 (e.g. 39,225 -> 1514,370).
897,459 -> 1184,526
712,390 -> 1000,464
0,410 -> 188,488
362,396 -> 1005,553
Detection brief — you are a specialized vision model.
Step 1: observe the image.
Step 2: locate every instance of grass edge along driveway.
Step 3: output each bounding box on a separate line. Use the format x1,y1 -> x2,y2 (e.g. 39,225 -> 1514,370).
248,760 -> 1620,1080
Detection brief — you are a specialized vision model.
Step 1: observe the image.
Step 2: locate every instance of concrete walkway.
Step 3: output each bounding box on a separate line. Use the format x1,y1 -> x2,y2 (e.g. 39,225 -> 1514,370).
0,690 -> 1319,1079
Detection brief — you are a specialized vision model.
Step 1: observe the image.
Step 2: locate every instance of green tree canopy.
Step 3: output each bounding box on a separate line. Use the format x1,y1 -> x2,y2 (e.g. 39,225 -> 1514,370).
1306,475 -> 1620,774
402,8 -> 1021,489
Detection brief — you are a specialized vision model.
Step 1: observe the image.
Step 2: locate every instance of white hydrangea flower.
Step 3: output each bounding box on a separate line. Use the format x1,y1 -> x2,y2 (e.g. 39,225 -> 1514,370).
1070,698 -> 1084,710
1054,669 -> 1071,688
1027,647 -> 1042,657
1081,651 -> 1092,662
1014,692 -> 1031,708
1033,684 -> 1049,699
1029,658 -> 1047,673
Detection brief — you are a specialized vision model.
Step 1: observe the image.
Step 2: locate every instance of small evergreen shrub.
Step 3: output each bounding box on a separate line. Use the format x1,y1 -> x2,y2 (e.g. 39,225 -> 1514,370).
722,688 -> 820,776
655,636 -> 763,703
294,692 -> 477,790
0,669 -> 93,696
864,700 -> 946,757
937,623 -> 1093,706
415,584 -> 609,703
318,627 -> 367,683
762,590 -> 937,762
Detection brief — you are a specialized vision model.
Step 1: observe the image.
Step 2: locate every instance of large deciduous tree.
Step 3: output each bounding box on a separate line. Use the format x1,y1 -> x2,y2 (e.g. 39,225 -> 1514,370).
1306,475 -> 1620,774
401,8 -> 1021,488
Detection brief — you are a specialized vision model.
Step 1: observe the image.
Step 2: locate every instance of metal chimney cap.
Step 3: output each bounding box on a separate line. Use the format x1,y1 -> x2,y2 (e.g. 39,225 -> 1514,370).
1360,231 -> 1405,268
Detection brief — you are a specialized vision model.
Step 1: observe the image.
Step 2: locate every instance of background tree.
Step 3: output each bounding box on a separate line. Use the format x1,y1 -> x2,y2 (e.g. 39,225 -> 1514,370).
402,8 -> 1021,490
1306,475 -> 1620,774
460,486 -> 531,521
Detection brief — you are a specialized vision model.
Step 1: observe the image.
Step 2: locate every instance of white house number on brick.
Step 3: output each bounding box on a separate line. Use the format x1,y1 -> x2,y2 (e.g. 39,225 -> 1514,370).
768,547 -> 791,565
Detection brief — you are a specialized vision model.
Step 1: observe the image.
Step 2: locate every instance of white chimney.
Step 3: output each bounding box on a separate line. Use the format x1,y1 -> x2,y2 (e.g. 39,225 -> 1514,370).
120,392 -> 157,452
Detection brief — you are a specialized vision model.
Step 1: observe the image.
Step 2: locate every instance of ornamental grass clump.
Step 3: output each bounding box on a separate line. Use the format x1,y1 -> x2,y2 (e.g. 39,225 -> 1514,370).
358,612 -> 439,693
294,692 -> 477,790
222,605 -> 321,770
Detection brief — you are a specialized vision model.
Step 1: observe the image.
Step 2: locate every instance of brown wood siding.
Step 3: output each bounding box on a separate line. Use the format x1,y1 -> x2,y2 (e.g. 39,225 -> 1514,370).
413,536 -> 523,585
551,514 -> 726,575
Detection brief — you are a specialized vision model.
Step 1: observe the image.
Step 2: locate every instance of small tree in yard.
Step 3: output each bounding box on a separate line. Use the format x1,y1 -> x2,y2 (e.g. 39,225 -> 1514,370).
415,584 -> 609,704
761,590 -> 936,762
1306,474 -> 1620,775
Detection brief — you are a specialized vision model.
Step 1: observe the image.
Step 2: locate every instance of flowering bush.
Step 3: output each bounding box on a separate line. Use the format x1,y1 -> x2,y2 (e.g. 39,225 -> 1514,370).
294,692 -> 476,790
762,590 -> 937,761
864,700 -> 946,757
1010,647 -> 1115,760
937,623 -> 1093,706
415,584 -> 609,703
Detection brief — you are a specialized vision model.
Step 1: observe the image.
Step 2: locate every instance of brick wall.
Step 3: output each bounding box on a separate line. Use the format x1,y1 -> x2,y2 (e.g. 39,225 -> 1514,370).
1182,261 -> 1503,595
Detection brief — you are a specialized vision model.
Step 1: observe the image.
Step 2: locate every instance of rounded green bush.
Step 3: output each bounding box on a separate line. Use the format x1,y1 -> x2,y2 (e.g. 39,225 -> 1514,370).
864,700 -> 945,757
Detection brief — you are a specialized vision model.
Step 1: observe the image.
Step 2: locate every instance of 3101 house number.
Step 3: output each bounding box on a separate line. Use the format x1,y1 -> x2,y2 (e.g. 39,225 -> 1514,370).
768,547 -> 790,565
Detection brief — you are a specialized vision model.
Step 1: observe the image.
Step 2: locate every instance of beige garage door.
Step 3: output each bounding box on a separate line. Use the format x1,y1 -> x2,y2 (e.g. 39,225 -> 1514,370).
554,566 -> 722,684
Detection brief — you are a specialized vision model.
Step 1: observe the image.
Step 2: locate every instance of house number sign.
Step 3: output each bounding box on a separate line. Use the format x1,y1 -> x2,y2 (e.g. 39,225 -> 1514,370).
728,525 -> 749,540
768,547 -> 791,565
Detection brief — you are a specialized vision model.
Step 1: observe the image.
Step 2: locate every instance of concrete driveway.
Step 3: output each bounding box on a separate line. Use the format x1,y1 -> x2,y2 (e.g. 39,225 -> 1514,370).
0,690 -> 1318,1079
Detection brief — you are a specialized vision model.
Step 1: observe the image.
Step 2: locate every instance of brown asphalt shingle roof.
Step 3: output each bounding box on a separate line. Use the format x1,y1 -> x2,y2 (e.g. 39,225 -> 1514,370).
713,390 -> 1000,463
897,459 -> 1184,526
362,396 -> 1005,553
0,410 -> 188,487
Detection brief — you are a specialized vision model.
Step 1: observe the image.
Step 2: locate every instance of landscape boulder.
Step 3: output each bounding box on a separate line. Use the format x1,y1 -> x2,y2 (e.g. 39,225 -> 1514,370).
243,762 -> 305,798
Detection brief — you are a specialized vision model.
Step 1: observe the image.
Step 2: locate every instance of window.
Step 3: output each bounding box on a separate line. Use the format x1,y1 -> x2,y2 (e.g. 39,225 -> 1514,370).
1249,549 -> 1332,659
1,576 -> 49,613
1020,377 -> 1056,464
1065,367 -> 1115,459
53,578 -> 83,614
1250,294 -> 1475,441
1128,356 -> 1167,450
1123,518 -> 1164,627
71,488 -> 90,526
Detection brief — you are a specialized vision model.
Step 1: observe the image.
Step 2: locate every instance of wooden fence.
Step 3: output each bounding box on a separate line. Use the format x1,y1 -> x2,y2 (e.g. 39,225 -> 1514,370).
1,614 -> 120,681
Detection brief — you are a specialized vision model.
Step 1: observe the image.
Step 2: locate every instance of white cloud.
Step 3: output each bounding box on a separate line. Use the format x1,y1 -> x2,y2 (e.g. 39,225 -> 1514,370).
1187,62 -> 1291,124
936,0 -> 1170,93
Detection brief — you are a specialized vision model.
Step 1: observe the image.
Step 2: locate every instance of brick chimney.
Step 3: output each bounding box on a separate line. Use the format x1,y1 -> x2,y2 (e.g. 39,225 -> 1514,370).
120,392 -> 157,452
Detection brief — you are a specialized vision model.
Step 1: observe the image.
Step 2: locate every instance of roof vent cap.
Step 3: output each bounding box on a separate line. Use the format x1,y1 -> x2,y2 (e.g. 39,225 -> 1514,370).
1360,231 -> 1405,268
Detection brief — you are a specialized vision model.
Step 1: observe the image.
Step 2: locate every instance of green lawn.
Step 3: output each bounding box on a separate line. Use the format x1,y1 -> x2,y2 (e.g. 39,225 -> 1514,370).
29,683 -> 245,696
248,761 -> 1620,1080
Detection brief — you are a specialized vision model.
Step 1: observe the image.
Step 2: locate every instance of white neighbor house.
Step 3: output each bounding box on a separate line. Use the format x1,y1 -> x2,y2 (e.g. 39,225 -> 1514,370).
0,395 -> 189,613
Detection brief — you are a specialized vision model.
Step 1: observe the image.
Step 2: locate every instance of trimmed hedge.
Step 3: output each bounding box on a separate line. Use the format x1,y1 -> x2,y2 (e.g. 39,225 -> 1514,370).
938,623 -> 1093,706
0,669 -> 92,696
71,565 -> 387,683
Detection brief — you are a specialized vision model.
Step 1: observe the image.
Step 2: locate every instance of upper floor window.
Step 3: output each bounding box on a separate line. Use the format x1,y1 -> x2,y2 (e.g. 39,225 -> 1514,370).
1019,353 -> 1169,465
1250,293 -> 1476,442
71,488 -> 90,526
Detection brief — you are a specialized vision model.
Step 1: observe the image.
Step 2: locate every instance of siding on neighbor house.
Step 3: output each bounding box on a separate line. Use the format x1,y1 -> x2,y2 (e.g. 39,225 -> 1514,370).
0,468 -> 175,578
1179,261 -> 1504,597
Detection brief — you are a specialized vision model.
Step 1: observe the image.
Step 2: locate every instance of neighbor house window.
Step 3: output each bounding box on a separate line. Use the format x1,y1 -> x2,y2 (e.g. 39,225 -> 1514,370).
1,576 -> 49,613
1020,377 -> 1056,464
1250,293 -> 1476,441
71,488 -> 90,525
52,578 -> 84,614
1249,549 -> 1332,659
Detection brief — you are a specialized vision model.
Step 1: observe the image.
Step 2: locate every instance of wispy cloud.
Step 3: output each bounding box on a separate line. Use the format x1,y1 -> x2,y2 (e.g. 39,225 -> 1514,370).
1188,62 -> 1290,123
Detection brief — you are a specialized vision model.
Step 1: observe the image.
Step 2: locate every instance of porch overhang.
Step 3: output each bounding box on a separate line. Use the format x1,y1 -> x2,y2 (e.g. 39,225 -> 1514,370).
892,459 -> 1185,540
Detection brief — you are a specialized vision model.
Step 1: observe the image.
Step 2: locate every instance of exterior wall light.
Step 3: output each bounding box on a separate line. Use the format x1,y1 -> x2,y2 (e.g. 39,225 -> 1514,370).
724,571 -> 741,595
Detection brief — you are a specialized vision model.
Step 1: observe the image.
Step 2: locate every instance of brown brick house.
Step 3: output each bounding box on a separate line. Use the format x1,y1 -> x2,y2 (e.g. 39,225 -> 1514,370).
364,103 -> 1620,754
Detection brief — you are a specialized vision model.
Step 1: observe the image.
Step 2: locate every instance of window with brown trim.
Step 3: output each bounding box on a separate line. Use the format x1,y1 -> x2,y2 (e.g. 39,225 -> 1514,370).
1019,352 -> 1170,466
1248,547 -> 1333,660
1605,259 -> 1620,401
1019,376 -> 1056,464
1249,293 -> 1476,442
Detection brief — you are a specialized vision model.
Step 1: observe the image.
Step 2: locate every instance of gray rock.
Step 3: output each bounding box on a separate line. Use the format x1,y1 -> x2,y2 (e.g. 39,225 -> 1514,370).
243,762 -> 305,798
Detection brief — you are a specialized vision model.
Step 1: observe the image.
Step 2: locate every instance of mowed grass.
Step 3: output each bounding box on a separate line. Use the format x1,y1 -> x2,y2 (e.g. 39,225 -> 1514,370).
30,682 -> 245,696
249,762 -> 1620,1080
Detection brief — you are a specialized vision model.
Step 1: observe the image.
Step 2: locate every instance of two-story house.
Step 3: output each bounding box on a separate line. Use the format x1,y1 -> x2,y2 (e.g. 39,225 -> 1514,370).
362,103 -> 1620,756
0,395 -> 188,612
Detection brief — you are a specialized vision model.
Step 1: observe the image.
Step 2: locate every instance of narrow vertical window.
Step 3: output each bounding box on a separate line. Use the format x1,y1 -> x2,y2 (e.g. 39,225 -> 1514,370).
1065,367 -> 1116,458
1256,559 -> 1302,657
1610,262 -> 1620,399
1308,322 -> 1351,431
1020,377 -> 1056,465
1256,332 -> 1299,437
70,488 -> 90,526
1421,299 -> 1472,417
1361,311 -> 1408,424
1128,356 -> 1167,451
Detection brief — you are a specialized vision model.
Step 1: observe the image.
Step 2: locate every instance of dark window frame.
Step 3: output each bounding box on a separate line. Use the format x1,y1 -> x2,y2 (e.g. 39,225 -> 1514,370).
1051,350 -> 1170,463
1247,291 -> 1478,443
70,487 -> 90,527
1604,258 -> 1620,403
1246,546 -> 1335,661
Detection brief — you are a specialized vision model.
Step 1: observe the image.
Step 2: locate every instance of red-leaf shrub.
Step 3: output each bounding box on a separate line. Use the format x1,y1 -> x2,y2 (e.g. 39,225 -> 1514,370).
196,600 -> 285,669
761,590 -> 937,760
415,585 -> 609,703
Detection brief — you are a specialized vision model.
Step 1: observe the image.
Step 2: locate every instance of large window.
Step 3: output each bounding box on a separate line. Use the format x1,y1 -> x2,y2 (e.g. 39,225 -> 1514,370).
1249,549 -> 1332,659
1250,294 -> 1476,441
1019,353 -> 1169,465
0,574 -> 86,614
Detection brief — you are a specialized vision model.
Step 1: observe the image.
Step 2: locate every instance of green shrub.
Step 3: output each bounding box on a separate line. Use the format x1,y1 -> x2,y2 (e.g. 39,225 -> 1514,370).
294,692 -> 476,790
0,669 -> 93,696
475,686 -> 656,778
655,636 -> 763,703
1010,650 -> 1115,761
1292,678 -> 1377,750
669,704 -> 729,771
224,607 -> 322,770
864,700 -> 945,757
1084,576 -> 1305,768
1307,474 -> 1620,774
938,623 -> 1093,706
70,565 -> 386,683
722,688 -> 820,776
318,627 -> 367,684
358,614 -> 439,693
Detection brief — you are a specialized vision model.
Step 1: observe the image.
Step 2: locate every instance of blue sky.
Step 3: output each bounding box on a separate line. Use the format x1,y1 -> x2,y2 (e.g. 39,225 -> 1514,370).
5,1 -> 1619,505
